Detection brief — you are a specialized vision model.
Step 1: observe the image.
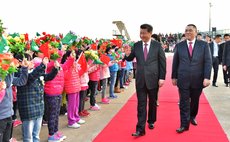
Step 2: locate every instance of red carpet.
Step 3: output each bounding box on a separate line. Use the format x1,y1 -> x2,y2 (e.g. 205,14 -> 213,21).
93,56 -> 229,142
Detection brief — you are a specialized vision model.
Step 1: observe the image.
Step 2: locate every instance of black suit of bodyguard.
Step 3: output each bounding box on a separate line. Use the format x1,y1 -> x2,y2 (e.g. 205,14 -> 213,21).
124,24 -> 166,136
172,24 -> 212,133
222,40 -> 230,80
209,34 -> 222,87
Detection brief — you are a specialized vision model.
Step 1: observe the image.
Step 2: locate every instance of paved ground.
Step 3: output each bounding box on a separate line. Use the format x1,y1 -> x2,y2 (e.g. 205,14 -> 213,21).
12,53 -> 230,142
203,65 -> 230,141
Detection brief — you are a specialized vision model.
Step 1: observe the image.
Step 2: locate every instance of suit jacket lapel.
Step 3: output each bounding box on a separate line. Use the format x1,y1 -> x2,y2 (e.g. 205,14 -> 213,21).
182,41 -> 191,60
192,40 -> 201,60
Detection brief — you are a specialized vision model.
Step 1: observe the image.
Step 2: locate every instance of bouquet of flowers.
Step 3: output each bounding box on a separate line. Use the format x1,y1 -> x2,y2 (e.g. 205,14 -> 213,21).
35,32 -> 61,60
97,41 -> 109,55
39,42 -> 60,60
0,53 -> 19,102
84,50 -> 103,64
7,34 -> 28,56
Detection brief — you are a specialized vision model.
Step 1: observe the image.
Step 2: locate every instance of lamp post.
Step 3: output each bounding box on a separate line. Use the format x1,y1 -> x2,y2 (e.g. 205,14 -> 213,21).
209,2 -> 212,36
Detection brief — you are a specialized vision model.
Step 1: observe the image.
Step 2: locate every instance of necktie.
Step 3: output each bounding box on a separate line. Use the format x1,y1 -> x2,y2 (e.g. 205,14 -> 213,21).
144,43 -> 148,60
188,42 -> 193,57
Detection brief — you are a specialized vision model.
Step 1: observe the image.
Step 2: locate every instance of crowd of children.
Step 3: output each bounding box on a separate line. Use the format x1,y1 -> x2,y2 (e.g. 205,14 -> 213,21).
0,36 -> 134,142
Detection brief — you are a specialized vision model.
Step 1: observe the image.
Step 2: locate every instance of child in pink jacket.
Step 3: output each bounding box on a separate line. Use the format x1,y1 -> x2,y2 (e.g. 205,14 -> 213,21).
79,71 -> 90,117
88,59 -> 101,111
63,50 -> 85,129
99,62 -> 112,104
44,50 -> 74,141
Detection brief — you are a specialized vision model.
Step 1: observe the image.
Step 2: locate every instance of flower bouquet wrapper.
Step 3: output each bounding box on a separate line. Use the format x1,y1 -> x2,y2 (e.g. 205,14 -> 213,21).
0,81 -> 6,103
0,53 -> 18,102
0,85 -> 6,103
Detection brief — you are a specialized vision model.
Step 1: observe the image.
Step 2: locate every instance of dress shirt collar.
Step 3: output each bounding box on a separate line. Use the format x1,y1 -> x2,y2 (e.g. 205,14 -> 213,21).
187,39 -> 196,49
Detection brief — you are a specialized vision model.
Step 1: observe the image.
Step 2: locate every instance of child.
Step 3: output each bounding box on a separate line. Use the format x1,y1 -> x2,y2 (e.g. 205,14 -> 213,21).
106,47 -> 119,98
63,50 -> 85,129
44,50 -> 74,141
16,55 -> 59,142
99,63 -> 111,104
88,60 -> 101,110
0,56 -> 28,142
79,71 -> 90,117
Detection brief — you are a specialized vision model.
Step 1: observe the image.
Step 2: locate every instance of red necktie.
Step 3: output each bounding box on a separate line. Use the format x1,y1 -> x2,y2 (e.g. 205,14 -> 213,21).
188,42 -> 193,57
144,43 -> 148,60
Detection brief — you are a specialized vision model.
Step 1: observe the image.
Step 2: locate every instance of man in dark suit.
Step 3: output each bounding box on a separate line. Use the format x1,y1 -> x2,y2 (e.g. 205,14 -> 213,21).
172,24 -> 212,133
209,34 -> 222,87
222,40 -> 230,84
219,34 -> 230,86
124,24 -> 166,136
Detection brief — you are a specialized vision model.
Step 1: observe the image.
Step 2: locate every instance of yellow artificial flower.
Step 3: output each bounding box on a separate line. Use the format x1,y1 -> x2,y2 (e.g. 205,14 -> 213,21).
20,34 -> 25,40
14,37 -> 20,42
7,36 -> 12,40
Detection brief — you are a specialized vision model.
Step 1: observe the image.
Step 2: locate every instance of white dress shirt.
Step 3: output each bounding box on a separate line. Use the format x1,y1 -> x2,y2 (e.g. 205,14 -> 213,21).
213,41 -> 219,57
186,39 -> 196,49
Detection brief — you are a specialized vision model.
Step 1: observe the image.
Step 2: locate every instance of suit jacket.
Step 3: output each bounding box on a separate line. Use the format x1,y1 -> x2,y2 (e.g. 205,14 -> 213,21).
125,40 -> 166,90
222,41 -> 230,67
219,42 -> 225,63
209,41 -> 221,62
172,40 -> 212,89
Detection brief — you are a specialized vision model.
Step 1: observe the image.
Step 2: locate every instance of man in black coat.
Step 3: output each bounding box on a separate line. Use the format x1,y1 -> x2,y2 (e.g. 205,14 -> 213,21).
209,34 -> 222,87
222,40 -> 230,83
124,24 -> 166,136
219,34 -> 230,86
172,24 -> 212,133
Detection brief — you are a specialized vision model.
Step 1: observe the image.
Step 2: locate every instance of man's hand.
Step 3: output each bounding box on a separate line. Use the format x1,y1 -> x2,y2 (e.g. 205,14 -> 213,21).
172,79 -> 177,86
158,79 -> 164,87
203,79 -> 210,87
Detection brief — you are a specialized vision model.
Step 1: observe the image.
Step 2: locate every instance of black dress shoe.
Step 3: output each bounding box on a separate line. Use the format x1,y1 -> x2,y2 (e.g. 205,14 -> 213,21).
148,123 -> 154,129
190,118 -> 198,125
132,131 -> 145,137
226,84 -> 229,87
176,127 -> 189,133
212,84 -> 218,87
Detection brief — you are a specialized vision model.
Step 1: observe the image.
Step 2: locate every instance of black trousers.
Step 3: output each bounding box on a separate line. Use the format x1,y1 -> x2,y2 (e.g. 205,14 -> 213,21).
178,88 -> 202,128
212,57 -> 219,84
46,95 -> 62,135
88,80 -> 98,106
0,117 -> 12,142
12,101 -> 18,120
223,69 -> 228,84
136,84 -> 159,132
79,90 -> 87,112
43,95 -> 48,122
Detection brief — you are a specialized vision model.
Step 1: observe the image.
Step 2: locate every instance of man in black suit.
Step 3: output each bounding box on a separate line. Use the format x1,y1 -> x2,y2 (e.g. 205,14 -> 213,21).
209,34 -> 222,87
172,24 -> 212,133
219,34 -> 230,86
222,40 -> 230,84
124,24 -> 166,136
